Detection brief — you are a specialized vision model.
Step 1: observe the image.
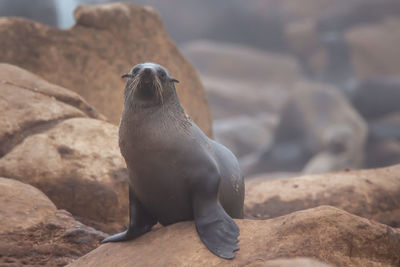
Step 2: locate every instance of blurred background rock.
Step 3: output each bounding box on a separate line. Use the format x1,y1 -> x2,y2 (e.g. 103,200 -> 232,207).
1,0 -> 399,179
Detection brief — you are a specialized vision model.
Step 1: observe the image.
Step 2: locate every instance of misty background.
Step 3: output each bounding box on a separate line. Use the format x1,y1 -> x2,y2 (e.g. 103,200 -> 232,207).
2,0 -> 400,179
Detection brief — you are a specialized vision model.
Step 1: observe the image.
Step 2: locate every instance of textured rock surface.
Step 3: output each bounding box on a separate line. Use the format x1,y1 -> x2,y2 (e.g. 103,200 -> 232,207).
245,165 -> 400,227
0,3 -> 212,135
247,258 -> 333,267
0,177 -> 56,234
0,118 -> 128,233
0,63 -> 102,157
68,206 -> 400,267
0,177 -> 105,266
0,64 -> 128,233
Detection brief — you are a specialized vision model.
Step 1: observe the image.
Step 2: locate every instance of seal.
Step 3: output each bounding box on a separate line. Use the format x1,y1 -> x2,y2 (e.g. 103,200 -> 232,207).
102,62 -> 244,259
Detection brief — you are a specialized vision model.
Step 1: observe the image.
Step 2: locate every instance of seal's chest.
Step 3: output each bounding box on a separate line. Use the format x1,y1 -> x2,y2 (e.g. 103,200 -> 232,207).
134,172 -> 193,224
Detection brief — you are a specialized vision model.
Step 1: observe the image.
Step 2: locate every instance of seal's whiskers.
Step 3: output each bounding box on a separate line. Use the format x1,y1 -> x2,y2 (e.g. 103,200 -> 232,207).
153,76 -> 164,104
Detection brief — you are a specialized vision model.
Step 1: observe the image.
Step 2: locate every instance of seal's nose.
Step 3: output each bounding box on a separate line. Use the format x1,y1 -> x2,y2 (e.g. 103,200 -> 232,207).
142,67 -> 154,76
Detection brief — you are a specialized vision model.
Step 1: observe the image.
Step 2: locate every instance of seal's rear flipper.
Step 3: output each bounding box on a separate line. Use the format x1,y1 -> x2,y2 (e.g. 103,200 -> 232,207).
102,186 -> 157,243
194,200 -> 240,259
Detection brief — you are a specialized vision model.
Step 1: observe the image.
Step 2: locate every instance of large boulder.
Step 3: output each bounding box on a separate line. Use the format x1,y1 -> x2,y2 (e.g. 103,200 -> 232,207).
240,82 -> 367,176
345,17 -> 400,80
245,164 -> 400,227
0,63 -> 103,157
0,3 -> 212,136
0,64 -> 128,233
213,114 -> 278,158
0,118 -> 128,233
68,206 -> 400,267
0,177 -> 105,266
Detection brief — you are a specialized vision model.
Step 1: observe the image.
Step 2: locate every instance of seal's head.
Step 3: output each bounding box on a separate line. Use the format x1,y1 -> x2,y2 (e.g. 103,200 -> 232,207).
122,62 -> 179,106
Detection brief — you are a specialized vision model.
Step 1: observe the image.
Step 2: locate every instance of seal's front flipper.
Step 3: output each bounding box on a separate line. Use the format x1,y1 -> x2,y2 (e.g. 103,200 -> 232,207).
193,195 -> 239,259
102,186 -> 157,243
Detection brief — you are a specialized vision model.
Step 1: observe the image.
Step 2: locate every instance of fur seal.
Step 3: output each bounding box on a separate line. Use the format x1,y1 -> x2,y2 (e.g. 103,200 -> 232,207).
102,62 -> 244,259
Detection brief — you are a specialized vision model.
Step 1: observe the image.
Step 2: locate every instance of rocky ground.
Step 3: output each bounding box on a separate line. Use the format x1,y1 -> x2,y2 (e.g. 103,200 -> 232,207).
0,2 -> 399,267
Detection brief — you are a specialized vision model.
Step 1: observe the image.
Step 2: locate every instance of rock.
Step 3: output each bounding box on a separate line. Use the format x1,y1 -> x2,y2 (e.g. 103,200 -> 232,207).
351,78 -> 400,120
0,118 -> 128,233
365,112 -> 400,168
182,40 -> 303,84
0,63 -> 103,158
247,258 -> 332,267
302,126 -> 361,174
0,63 -> 127,233
240,82 -> 367,176
245,164 -> 400,227
202,76 -> 289,120
213,114 -> 278,158
68,206 -> 400,267
284,19 -> 325,72
365,139 -> 400,169
0,3 -> 212,136
0,177 -> 56,233
0,177 -> 105,266
346,17 -> 400,80
182,40 -> 302,120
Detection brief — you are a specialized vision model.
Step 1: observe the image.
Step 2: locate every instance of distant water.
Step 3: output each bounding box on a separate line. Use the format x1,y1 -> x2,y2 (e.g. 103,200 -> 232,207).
55,0 -> 79,29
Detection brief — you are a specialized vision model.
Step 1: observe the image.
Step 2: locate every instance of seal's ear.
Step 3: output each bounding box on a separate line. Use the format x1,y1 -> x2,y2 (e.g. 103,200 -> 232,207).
170,78 -> 179,83
121,73 -> 133,79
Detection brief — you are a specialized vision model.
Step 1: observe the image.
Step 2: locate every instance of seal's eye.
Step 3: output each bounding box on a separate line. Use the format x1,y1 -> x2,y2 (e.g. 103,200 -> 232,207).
132,68 -> 139,75
159,70 -> 166,80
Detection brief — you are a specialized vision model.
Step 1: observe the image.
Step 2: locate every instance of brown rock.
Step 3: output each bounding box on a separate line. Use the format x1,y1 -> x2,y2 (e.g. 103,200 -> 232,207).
68,206 -> 400,267
0,63 -> 103,120
0,118 -> 128,233
346,17 -> 400,79
245,165 -> 400,227
0,63 -> 127,233
246,258 -> 332,267
0,177 -> 105,266
0,177 -> 56,234
0,3 -> 212,136
0,63 -> 103,157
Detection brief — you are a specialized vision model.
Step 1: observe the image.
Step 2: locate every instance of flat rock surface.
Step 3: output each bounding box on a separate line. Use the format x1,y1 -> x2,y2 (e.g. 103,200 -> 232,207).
0,177 -> 106,266
246,257 -> 332,267
0,3 -> 212,135
68,206 -> 400,267
245,165 -> 400,227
